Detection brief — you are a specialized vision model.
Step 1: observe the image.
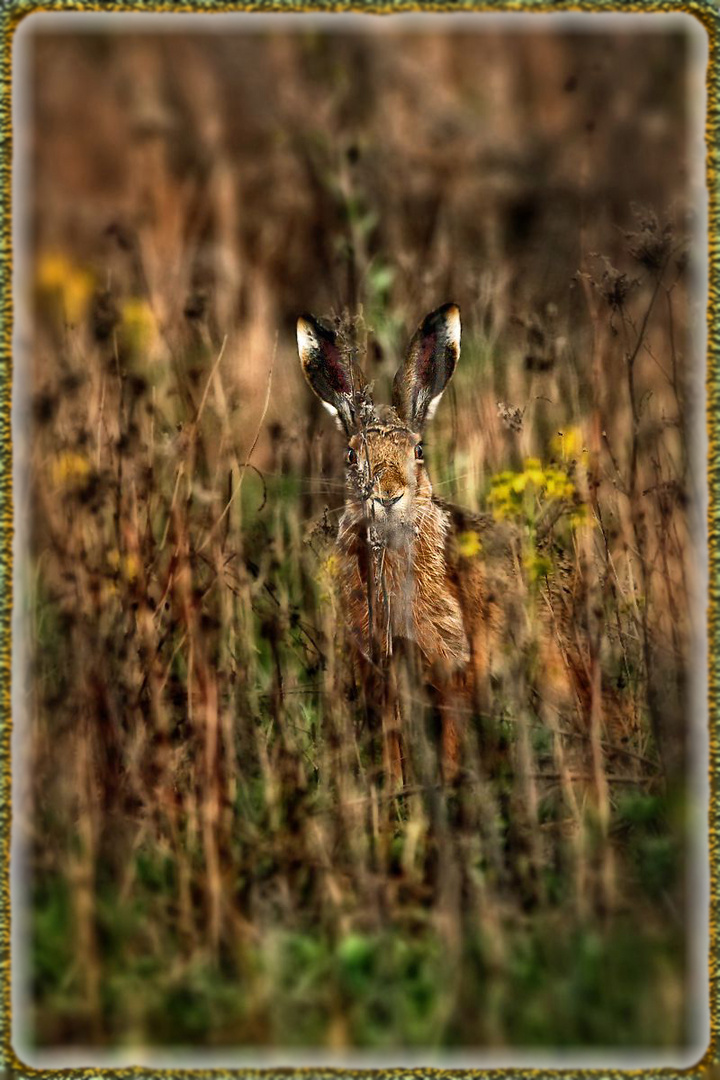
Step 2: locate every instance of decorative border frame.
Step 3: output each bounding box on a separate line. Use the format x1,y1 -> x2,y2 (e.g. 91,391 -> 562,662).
0,2 -> 716,1077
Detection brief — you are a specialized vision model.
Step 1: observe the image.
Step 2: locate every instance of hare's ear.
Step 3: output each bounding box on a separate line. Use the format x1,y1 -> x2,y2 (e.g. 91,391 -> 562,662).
393,303 -> 460,431
297,314 -> 364,436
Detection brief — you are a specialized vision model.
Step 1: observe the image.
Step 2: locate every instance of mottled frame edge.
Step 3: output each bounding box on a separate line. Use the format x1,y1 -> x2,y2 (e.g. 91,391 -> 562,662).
0,1 -> 716,1078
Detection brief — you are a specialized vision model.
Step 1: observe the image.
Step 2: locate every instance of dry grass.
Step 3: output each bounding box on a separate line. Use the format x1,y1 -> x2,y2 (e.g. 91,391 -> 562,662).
21,25 -> 698,1050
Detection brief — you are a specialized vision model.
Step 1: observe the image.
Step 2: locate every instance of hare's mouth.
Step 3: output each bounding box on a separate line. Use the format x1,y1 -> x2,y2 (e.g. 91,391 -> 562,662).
373,493 -> 404,511
367,496 -> 414,548
369,490 -> 408,524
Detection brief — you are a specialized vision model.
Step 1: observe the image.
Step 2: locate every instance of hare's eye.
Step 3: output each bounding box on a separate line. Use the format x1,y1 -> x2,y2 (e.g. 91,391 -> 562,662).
414,443 -> 424,461
346,448 -> 357,466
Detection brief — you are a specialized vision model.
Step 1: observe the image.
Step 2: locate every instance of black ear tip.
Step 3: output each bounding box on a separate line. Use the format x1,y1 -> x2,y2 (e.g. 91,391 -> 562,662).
297,313 -> 336,345
298,312 -> 323,334
422,303 -> 461,337
437,303 -> 461,326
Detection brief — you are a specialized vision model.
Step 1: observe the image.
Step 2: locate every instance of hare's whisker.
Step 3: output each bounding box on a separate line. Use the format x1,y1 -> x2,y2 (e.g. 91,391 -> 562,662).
433,471 -> 480,489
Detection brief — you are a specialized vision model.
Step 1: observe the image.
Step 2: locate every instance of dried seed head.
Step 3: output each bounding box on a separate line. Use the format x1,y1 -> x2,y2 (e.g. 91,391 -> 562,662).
497,400 -> 524,433
624,204 -> 673,271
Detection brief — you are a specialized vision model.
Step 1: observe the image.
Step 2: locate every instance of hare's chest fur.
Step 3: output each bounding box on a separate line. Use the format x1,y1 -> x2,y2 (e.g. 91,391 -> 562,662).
337,501 -> 470,670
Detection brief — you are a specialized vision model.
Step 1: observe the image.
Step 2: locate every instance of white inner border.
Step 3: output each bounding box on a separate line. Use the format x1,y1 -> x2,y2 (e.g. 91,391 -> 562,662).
10,10 -> 711,1072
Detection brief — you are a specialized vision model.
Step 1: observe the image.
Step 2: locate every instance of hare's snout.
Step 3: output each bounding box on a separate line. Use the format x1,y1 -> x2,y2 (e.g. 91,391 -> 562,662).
374,491 -> 404,510
369,465 -> 409,515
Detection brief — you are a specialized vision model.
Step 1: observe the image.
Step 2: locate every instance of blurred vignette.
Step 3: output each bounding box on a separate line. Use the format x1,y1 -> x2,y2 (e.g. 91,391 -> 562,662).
13,12 -> 708,1063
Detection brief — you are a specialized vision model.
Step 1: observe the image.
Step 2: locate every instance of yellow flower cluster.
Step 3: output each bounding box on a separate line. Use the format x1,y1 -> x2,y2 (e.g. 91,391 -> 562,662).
36,251 -> 95,325
550,426 -> 585,461
322,553 -> 339,579
488,458 -> 575,520
120,298 -> 157,355
456,531 -> 483,559
568,504 -> 589,528
50,451 -> 91,488
107,549 -> 141,582
524,551 -> 553,582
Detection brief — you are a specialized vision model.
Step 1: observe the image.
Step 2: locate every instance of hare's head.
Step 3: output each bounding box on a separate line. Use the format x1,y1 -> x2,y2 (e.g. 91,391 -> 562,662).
297,304 -> 460,541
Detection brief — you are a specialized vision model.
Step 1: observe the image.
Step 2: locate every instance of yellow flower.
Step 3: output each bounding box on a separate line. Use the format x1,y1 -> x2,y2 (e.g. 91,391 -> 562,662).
323,554 -> 338,578
50,451 -> 90,488
488,481 -> 511,504
36,251 -> 94,325
488,459 -> 582,524
523,458 -> 545,486
122,553 -> 140,581
36,252 -> 71,291
524,551 -> 553,581
120,298 -> 157,354
550,427 -> 583,461
64,269 -> 95,324
569,504 -> 592,530
457,530 -> 482,558
107,549 -> 140,581
491,471 -> 515,486
544,469 -> 575,500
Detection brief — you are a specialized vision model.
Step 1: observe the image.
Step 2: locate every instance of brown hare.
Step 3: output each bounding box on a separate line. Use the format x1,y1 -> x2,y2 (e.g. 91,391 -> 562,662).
297,303 -> 522,781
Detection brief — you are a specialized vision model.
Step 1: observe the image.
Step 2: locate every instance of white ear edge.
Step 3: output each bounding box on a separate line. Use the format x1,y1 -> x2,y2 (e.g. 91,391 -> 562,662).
297,318 -> 317,358
424,305 -> 460,423
321,400 -> 346,431
425,393 -> 443,423
445,304 -> 461,355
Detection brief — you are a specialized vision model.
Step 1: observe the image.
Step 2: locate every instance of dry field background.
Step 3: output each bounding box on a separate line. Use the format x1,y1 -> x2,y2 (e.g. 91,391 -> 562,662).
19,21 -> 703,1051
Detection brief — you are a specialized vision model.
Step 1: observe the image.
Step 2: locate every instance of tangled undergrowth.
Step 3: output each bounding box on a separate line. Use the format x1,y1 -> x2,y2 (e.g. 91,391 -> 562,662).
22,27 -> 699,1052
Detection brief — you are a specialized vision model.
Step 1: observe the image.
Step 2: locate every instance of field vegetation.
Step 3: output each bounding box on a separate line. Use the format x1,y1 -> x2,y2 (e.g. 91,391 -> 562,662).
21,25 -> 701,1050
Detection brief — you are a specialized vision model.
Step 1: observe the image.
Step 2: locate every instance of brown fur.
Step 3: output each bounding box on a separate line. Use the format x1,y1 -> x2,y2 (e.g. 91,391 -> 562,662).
337,422 -> 470,671
297,305 -> 583,785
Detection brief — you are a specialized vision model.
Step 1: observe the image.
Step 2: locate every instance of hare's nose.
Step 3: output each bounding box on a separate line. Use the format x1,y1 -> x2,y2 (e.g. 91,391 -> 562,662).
375,492 -> 404,509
